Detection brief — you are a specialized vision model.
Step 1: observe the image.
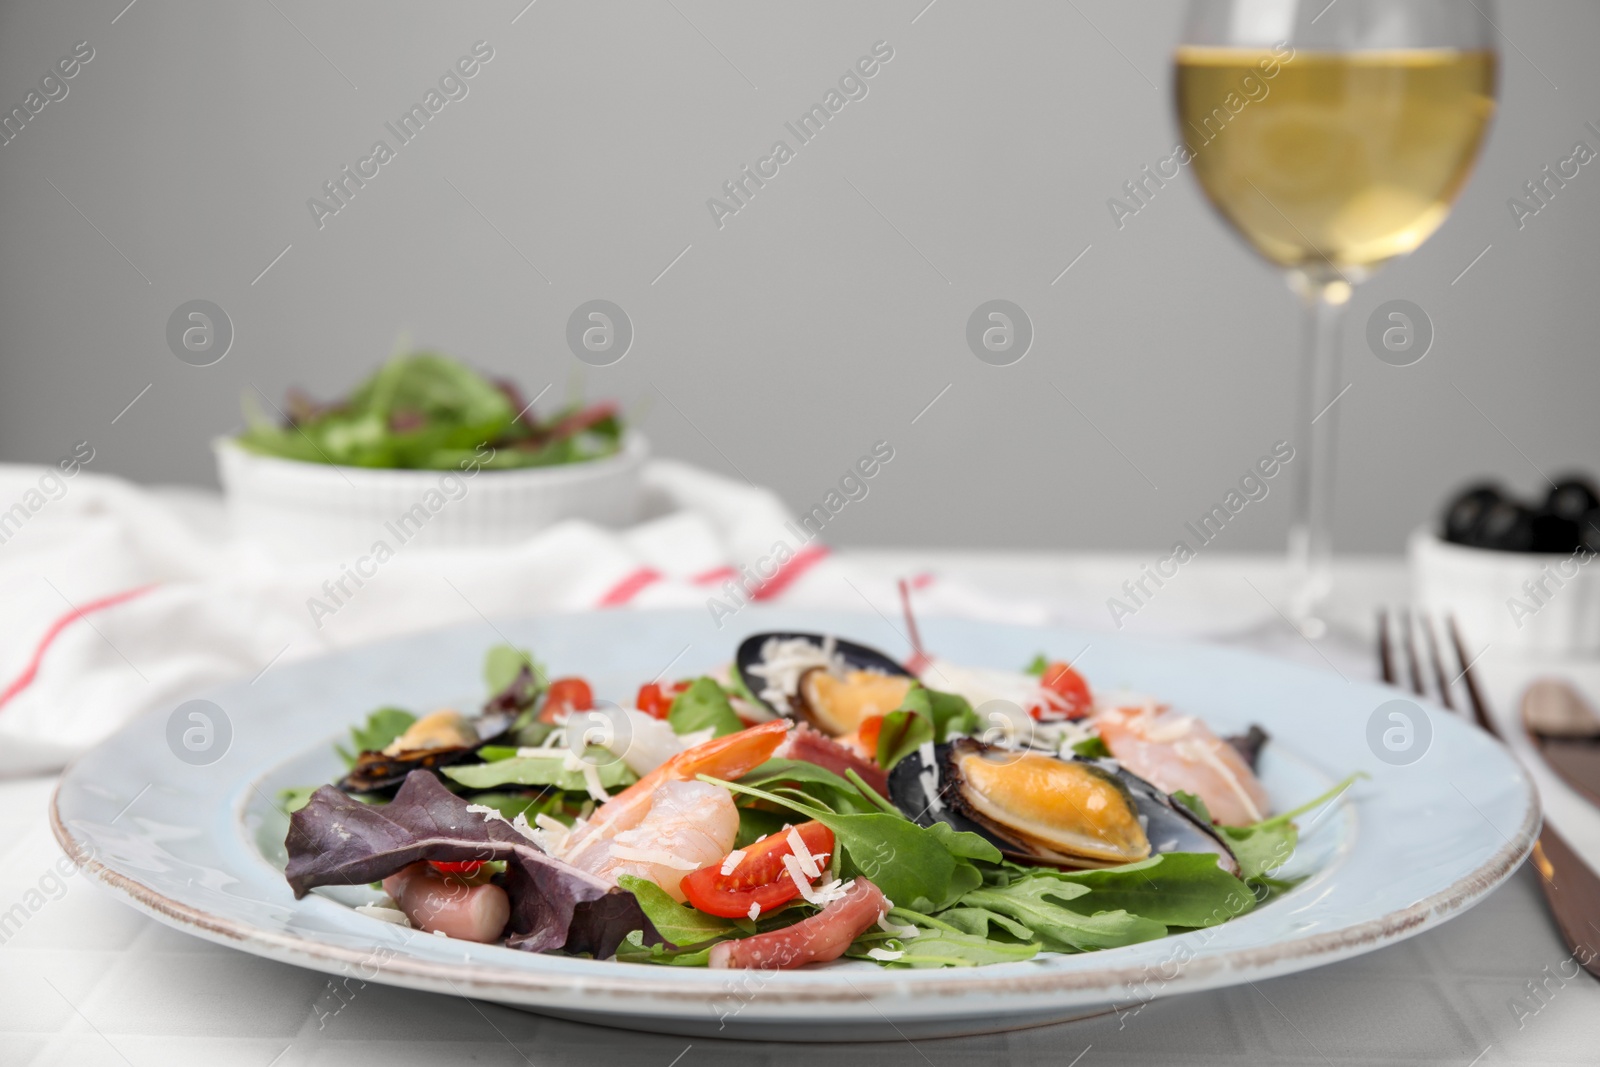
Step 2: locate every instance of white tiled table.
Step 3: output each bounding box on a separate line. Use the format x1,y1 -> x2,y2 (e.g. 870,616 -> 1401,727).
3,553 -> 1596,1066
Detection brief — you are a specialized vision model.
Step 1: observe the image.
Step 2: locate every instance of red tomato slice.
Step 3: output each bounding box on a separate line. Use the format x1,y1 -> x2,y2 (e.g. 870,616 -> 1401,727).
635,680 -> 690,719
856,714 -> 885,754
427,860 -> 484,874
1039,662 -> 1093,720
681,821 -> 835,919
539,677 -> 594,723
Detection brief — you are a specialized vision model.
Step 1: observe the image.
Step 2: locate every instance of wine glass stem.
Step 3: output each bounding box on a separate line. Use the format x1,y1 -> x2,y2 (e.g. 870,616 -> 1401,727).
1287,278 -> 1350,632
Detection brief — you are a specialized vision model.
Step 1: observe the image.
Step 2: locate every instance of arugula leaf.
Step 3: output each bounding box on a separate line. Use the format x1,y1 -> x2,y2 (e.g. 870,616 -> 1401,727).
668,677 -> 743,738
849,924 -> 1040,968
707,776 -> 994,913
738,759 -> 880,815
618,875 -> 735,948
1213,772 -> 1365,881
875,709 -> 933,771
935,906 -> 1036,942
957,877 -> 1168,952
1071,736 -> 1113,760
442,748 -> 637,792
1024,654 -> 1050,676
1027,853 -> 1254,928
925,822 -> 1003,863
1171,790 -> 1211,823
334,707 -> 416,766
614,929 -> 715,966
1215,823 -> 1296,881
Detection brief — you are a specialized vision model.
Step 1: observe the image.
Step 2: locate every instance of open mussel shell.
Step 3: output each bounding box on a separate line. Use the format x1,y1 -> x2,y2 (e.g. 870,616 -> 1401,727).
735,632 -> 916,735
337,710 -> 515,795
888,738 -> 1240,876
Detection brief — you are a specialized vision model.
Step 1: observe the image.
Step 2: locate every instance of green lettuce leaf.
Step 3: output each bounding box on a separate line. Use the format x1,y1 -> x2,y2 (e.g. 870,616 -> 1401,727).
738,759 -> 881,815
1071,736 -> 1112,760
618,875 -> 735,948
1025,853 -> 1254,928
442,748 -> 637,792
874,709 -> 933,770
896,685 -> 978,742
484,645 -> 544,698
956,877 -> 1168,952
334,707 -> 415,766
668,677 -> 743,738
614,929 -> 715,966
848,924 -> 1040,968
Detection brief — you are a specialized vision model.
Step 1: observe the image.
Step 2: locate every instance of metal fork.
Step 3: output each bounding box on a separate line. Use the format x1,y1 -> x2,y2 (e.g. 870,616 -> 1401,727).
1377,608 -> 1600,980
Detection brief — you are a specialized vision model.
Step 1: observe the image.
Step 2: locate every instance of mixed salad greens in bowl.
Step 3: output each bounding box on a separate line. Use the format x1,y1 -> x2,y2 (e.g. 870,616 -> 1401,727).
280,625 -> 1357,971
216,352 -> 643,556
236,352 -> 625,471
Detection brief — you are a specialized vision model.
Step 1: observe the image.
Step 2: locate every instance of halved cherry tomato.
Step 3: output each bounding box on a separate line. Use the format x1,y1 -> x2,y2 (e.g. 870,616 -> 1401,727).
856,714 -> 885,754
539,677 -> 594,723
1038,662 -> 1093,720
635,680 -> 691,720
427,860 -> 484,874
681,821 -> 835,918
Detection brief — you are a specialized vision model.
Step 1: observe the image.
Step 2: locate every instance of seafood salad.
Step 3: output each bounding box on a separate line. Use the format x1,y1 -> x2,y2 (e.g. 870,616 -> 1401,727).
281,632 -> 1355,970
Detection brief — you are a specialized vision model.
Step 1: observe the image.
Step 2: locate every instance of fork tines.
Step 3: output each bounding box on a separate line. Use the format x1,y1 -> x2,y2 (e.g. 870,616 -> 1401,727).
1376,607 -> 1456,711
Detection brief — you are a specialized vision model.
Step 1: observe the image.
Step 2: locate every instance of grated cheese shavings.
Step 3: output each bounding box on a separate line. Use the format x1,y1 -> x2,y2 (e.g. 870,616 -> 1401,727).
748,901 -> 762,921
866,947 -> 904,961
720,850 -> 747,877
877,914 -> 919,939
747,636 -> 845,714
786,828 -> 821,880
354,903 -> 411,927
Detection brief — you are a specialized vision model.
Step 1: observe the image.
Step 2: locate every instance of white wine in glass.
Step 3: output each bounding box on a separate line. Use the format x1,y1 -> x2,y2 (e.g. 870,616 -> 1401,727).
1175,2 -> 1497,633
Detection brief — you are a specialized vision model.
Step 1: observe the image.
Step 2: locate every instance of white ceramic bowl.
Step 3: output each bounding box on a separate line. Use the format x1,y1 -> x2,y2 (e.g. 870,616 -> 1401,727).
1409,525 -> 1600,656
214,433 -> 647,561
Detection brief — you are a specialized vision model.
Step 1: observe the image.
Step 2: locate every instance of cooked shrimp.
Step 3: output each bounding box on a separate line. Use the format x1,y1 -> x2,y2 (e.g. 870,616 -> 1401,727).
568,780 -> 739,901
562,719 -> 788,854
1094,705 -> 1270,827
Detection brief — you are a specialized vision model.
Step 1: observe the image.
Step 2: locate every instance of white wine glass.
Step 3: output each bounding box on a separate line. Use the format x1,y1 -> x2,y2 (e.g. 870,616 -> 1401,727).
1175,0 -> 1498,635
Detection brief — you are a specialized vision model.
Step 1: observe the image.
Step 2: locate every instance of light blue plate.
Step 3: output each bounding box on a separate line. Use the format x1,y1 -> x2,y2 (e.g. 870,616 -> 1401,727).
51,609 -> 1538,1041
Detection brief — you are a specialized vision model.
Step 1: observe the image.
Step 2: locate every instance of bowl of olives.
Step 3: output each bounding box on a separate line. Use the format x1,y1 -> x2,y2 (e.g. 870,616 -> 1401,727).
1410,475 -> 1600,655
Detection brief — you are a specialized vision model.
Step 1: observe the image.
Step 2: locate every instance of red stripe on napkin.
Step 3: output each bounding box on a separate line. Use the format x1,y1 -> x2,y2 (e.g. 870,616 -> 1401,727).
691,566 -> 737,585
596,567 -> 663,607
751,545 -> 828,601
0,583 -> 159,713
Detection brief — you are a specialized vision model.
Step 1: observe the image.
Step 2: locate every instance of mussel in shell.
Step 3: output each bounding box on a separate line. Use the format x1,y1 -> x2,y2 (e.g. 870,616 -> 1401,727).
888,738 -> 1239,876
736,632 -> 915,736
338,709 -> 514,795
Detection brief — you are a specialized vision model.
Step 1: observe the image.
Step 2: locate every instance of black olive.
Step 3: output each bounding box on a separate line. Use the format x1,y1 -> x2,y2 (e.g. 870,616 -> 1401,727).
1580,508 -> 1600,555
1544,476 -> 1600,523
1531,509 -> 1582,553
1473,500 -> 1536,552
1442,483 -> 1503,545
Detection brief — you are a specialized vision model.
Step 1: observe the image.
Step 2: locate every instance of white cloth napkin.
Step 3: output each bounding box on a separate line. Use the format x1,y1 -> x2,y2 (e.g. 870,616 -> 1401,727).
0,462 -> 1044,775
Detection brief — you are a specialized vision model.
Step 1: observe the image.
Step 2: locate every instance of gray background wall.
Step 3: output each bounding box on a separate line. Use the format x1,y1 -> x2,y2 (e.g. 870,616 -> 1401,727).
0,0 -> 1595,553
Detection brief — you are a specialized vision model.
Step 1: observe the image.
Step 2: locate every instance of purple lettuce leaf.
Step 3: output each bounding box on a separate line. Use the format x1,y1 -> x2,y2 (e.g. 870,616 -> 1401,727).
284,770 -> 651,955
